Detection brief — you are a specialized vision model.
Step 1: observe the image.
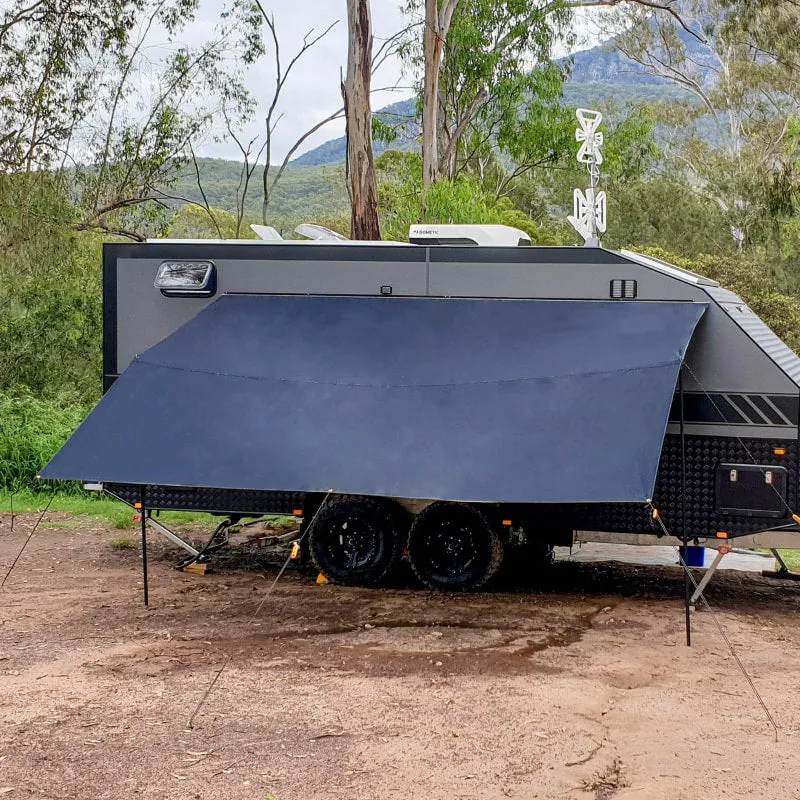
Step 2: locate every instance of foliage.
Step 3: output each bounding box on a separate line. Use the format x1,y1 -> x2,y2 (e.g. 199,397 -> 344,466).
642,248 -> 800,352
166,204 -> 255,239
614,0 -> 800,250
291,84 -> 697,168
511,100 -> 660,245
401,0 -> 575,185
0,0 -> 139,171
1,0 -> 262,240
0,174 -> 103,400
74,0 -> 262,240
435,0 -> 573,181
602,175 -> 733,256
169,159 -> 350,233
375,150 -> 565,242
0,394 -> 92,493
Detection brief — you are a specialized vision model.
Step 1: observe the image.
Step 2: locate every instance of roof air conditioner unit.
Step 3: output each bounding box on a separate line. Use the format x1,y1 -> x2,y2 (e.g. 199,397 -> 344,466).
408,224 -> 532,247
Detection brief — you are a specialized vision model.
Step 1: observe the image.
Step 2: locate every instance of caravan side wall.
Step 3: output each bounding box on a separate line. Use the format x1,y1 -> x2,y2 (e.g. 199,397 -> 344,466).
103,242 -> 800,540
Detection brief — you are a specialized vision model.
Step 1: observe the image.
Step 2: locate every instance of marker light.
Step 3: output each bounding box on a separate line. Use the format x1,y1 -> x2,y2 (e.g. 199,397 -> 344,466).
774,448 -> 786,456
154,261 -> 216,297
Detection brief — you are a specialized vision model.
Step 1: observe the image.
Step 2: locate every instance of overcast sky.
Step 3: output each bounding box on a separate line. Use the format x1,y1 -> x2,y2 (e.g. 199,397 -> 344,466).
190,1 -> 411,162
188,2 -> 599,163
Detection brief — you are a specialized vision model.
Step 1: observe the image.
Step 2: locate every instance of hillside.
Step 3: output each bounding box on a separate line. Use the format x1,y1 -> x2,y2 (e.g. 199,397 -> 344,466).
171,160 -> 348,224
293,36 -> 700,167
292,82 -> 691,167
293,97 -> 419,167
180,38 -> 703,221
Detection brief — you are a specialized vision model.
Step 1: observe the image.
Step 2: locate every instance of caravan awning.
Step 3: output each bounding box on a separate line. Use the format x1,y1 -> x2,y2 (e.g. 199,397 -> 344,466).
42,295 -> 705,503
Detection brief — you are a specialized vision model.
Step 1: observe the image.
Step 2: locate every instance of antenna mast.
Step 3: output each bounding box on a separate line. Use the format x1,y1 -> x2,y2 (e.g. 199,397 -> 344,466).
567,108 -> 607,247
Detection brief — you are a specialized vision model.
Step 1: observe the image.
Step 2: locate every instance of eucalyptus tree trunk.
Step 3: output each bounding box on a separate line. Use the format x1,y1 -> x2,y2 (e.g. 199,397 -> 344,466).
422,0 -> 459,191
344,0 -> 381,240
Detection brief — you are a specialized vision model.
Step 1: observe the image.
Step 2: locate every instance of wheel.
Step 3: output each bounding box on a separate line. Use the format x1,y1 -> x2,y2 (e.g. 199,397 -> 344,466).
308,496 -> 405,586
407,503 -> 505,592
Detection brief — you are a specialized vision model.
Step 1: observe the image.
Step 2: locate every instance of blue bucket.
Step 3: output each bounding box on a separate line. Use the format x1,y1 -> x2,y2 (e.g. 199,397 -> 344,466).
679,546 -> 705,567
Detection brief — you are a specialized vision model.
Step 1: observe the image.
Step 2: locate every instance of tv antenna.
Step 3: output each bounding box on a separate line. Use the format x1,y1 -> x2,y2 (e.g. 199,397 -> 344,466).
567,108 -> 607,247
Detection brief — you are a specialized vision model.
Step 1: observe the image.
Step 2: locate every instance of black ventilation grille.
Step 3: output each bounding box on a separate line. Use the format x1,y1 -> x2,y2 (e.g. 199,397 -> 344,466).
610,279 -> 637,299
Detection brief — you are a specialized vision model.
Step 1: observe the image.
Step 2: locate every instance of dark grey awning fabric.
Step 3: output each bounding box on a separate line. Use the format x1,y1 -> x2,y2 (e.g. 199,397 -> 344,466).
42,295 -> 705,503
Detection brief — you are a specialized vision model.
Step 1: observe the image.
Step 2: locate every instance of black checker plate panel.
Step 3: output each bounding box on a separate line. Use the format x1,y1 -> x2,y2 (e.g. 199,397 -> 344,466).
571,434 -> 797,538
105,484 -> 305,516
104,435 -> 797,538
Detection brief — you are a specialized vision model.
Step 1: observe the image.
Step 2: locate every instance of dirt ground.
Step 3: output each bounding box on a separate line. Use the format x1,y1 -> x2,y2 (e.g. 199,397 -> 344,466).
1,513 -> 800,800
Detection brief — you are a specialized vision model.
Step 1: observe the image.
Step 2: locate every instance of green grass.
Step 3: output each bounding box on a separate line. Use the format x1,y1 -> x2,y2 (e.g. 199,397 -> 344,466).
39,520 -> 81,529
0,489 -> 294,533
108,538 -> 136,549
0,490 -> 215,529
775,550 -> 800,571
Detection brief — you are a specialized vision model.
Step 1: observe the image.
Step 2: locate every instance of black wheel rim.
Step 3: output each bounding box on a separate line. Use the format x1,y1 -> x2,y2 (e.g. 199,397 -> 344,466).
323,514 -> 382,573
417,514 -> 485,582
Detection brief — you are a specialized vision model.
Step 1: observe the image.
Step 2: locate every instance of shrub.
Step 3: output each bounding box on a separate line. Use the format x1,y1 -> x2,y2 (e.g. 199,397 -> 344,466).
0,394 -> 91,493
0,175 -> 103,402
642,248 -> 800,353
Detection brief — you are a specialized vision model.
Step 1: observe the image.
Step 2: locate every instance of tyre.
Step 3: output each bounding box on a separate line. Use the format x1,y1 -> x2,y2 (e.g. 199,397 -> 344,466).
407,503 -> 505,592
308,496 -> 405,586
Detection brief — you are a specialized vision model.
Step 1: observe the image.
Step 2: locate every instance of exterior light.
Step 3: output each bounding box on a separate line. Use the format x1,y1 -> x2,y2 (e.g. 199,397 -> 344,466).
154,261 -> 216,297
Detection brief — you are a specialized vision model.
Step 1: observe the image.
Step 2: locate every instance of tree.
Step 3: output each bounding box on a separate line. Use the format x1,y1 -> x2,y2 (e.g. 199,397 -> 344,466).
252,6 -> 344,223
0,173 -> 104,399
375,149 -> 566,243
420,0 -> 459,189
403,0 -> 576,188
0,0 -> 262,240
0,0 -> 139,172
614,0 -> 800,249
402,0 -> 700,189
344,0 -> 381,239
720,1 -> 800,71
77,9 -> 259,239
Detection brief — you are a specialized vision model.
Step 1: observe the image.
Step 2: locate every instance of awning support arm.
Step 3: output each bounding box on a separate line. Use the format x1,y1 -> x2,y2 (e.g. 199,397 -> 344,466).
689,547 -> 726,606
146,516 -> 200,557
771,548 -> 791,576
761,548 -> 800,580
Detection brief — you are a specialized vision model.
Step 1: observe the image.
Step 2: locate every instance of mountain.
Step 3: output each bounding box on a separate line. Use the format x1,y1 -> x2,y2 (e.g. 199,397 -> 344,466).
292,38 -> 696,167
293,98 -> 419,167
566,42 -> 664,84
175,35 -> 707,224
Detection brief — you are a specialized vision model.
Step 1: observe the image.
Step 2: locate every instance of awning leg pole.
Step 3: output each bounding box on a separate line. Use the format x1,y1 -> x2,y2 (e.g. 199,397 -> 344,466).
683,545 -> 692,645
679,367 -> 691,647
689,548 -> 725,606
141,487 -> 149,608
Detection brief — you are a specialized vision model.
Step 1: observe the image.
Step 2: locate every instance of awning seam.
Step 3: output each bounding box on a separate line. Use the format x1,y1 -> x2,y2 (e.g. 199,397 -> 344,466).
132,356 -> 684,388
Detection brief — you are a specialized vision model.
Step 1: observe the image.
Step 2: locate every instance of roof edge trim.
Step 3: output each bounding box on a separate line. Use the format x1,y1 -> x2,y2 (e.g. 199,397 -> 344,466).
620,249 -> 720,287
